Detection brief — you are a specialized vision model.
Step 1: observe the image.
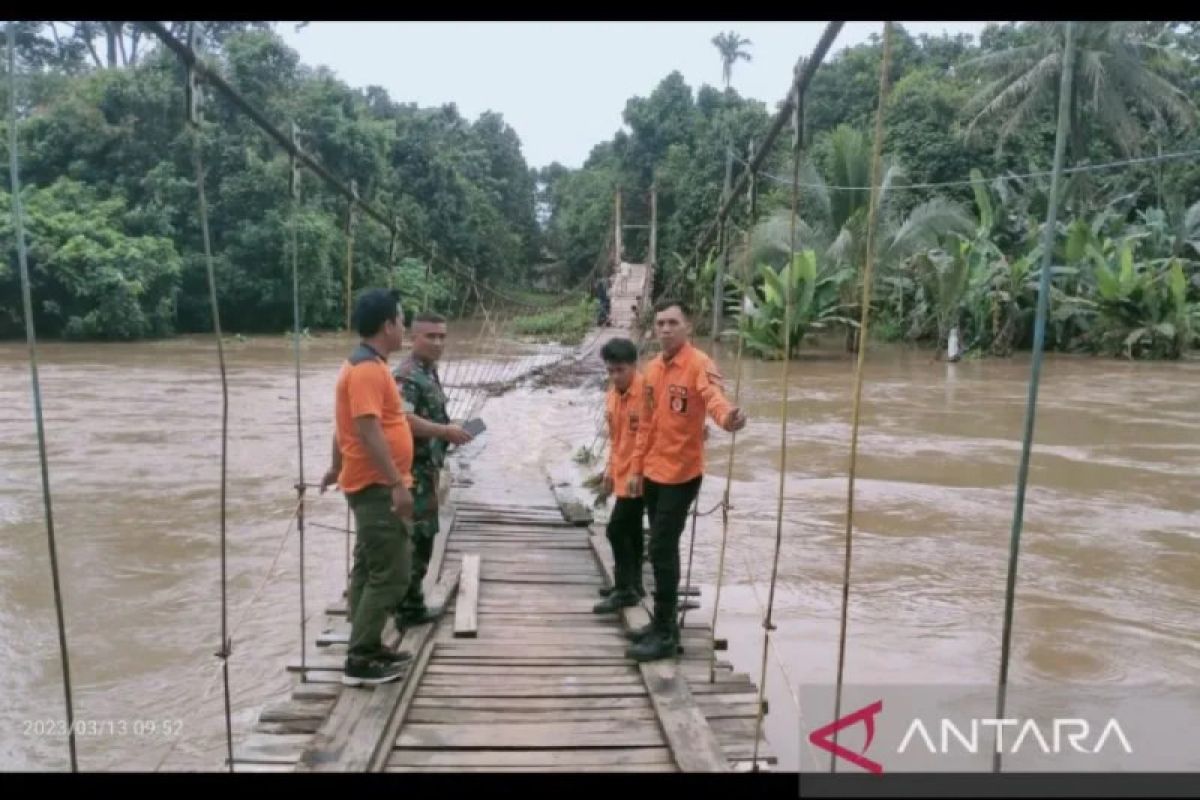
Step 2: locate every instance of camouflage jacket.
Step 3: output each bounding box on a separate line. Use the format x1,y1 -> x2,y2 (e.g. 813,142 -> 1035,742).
394,355 -> 450,472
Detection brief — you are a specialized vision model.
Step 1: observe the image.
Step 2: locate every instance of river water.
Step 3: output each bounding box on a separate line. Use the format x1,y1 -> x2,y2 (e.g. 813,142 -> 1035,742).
1,327 -> 1197,771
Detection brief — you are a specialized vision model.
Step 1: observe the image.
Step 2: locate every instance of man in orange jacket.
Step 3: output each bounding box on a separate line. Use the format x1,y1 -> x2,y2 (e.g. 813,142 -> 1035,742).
625,298 -> 747,661
593,337 -> 647,614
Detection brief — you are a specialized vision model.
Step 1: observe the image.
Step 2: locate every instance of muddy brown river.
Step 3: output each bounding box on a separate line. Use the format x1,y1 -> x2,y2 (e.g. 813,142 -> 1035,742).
2,325 -> 1198,771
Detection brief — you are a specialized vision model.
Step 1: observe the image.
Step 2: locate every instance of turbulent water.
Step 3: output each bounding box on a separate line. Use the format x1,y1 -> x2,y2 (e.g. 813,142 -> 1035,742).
2,329 -> 1197,771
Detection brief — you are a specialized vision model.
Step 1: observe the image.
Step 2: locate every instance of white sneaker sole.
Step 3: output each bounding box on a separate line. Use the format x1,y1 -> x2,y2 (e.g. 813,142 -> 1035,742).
341,671 -> 405,687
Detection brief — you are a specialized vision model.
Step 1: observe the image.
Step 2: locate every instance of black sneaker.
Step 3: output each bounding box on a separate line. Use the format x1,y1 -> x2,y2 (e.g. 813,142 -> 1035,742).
396,605 -> 444,628
593,591 -> 639,614
597,586 -> 614,597
625,630 -> 678,662
376,649 -> 414,665
342,658 -> 406,687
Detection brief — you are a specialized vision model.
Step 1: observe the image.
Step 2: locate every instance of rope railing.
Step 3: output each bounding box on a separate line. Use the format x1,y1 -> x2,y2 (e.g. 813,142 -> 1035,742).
6,22 -> 78,773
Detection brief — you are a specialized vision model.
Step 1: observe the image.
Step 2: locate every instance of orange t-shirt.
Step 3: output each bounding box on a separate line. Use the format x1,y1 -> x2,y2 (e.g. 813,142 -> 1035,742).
605,371 -> 645,498
633,341 -> 734,485
335,344 -> 414,493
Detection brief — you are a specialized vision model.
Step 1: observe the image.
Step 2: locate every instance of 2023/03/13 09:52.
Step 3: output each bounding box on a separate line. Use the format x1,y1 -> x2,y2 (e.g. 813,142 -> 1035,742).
23,718 -> 184,738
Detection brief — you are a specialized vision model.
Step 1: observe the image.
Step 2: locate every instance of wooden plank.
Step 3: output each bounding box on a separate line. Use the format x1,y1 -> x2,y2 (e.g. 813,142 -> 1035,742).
256,719 -> 323,735
366,612 -> 442,773
292,684 -> 340,702
394,720 -> 663,750
453,553 -> 480,638
409,696 -> 651,711
424,664 -> 637,677
316,631 -> 349,647
259,700 -> 334,724
406,707 -> 658,724
434,644 -> 627,656
587,530 -> 730,773
420,675 -> 643,688
640,661 -> 730,772
233,763 -> 297,773
710,716 -> 769,744
386,747 -> 673,768
415,685 -> 649,699
722,744 -> 778,763
295,571 -> 460,772
387,764 -> 676,773
232,733 -> 312,764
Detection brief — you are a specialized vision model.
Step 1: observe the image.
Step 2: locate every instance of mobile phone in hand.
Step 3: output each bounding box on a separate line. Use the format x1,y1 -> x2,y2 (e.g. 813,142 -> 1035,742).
462,418 -> 487,438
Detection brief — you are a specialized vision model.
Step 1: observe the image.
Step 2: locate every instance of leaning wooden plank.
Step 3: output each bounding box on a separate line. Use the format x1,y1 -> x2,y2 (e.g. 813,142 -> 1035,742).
294,570 -> 460,773
365,613 -> 441,773
453,553 -> 480,638
386,747 -> 674,769
589,529 -> 731,772
640,661 -> 730,772
394,720 -> 664,750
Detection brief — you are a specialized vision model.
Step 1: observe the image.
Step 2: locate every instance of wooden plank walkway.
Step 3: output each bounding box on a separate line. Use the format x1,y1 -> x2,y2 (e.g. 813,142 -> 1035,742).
232,486 -> 774,772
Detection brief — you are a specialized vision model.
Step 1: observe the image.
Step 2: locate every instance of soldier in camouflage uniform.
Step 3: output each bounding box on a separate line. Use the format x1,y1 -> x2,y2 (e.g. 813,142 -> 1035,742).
393,311 -> 474,627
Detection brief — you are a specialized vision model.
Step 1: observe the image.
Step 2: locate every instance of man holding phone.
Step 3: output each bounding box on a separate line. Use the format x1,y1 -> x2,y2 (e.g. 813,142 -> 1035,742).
320,289 -> 415,686
393,311 -> 474,628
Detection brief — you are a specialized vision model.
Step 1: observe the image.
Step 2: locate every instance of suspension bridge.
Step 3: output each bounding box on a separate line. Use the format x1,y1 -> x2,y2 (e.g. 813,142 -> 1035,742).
6,18 -> 1138,775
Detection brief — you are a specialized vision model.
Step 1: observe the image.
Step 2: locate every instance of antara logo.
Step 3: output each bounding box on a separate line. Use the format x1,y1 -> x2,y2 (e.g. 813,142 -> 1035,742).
809,701 -> 1133,774
808,700 -> 885,774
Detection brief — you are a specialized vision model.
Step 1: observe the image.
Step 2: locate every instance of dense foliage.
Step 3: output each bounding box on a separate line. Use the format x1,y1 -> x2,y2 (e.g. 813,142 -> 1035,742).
4,22 -> 1199,358
1,23 -> 539,339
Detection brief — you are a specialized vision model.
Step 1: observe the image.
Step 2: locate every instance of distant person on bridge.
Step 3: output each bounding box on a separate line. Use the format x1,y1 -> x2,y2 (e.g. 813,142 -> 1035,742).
594,279 -> 611,326
593,337 -> 647,614
625,298 -> 747,662
320,288 -> 415,687
393,311 -> 474,629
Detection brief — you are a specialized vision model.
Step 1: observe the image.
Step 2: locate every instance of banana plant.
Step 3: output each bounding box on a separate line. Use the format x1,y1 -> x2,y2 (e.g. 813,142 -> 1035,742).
735,250 -> 854,359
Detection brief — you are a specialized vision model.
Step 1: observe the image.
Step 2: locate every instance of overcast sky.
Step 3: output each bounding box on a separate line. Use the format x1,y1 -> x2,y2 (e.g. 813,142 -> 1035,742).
276,22 -> 995,169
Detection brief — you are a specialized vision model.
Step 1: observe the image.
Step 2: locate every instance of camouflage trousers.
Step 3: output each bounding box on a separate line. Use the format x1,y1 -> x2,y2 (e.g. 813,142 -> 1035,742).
397,467 -> 439,613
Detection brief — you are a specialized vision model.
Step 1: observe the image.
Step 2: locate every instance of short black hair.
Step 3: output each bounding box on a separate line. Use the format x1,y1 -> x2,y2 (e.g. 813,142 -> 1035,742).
600,337 -> 638,365
653,297 -> 691,318
354,288 -> 402,338
413,311 -> 447,325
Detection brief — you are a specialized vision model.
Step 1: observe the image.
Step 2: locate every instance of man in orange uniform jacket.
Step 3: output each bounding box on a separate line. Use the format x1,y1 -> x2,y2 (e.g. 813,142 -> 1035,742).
320,289 -> 416,687
593,337 -> 647,614
625,298 -> 747,661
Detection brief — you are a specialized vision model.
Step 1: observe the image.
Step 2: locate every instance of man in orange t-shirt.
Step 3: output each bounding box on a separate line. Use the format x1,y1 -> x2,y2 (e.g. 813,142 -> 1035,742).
320,288 -> 415,687
592,337 -> 647,614
625,298 -> 747,661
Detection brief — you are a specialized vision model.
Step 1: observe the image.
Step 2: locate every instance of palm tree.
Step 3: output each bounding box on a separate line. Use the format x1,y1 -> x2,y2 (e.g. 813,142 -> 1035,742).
711,31 -> 753,90
962,22 -> 1196,161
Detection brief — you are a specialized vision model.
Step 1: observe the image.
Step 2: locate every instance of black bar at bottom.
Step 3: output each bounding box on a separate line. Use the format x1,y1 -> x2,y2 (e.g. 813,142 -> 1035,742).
797,773 -> 1200,798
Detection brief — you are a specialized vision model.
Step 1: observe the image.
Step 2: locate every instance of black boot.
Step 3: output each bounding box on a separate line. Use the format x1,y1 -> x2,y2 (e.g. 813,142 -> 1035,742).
625,615 -> 679,662
597,585 -> 614,597
593,589 -> 639,613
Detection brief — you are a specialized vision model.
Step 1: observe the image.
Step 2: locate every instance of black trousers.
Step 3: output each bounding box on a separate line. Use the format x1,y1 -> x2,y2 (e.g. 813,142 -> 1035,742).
606,496 -> 645,592
643,475 -> 703,624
